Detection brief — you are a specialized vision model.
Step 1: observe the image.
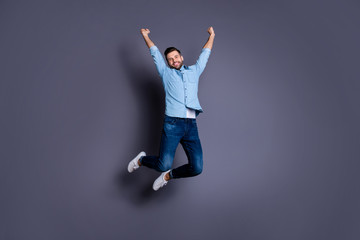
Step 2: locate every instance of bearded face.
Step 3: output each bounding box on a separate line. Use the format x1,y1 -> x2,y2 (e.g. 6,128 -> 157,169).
166,50 -> 184,70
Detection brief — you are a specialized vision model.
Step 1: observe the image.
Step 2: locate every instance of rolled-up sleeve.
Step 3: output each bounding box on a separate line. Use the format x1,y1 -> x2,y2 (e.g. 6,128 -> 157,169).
150,46 -> 167,77
195,48 -> 211,76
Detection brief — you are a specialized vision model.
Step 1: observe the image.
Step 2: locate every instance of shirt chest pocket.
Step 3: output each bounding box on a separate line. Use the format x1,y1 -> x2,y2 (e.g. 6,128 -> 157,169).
184,70 -> 198,83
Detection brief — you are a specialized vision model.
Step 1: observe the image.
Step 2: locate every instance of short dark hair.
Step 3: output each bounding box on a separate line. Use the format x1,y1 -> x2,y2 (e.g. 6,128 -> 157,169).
164,47 -> 181,59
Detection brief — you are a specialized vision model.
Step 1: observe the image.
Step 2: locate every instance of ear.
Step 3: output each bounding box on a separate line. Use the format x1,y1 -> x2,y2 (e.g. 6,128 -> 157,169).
181,56 -> 184,62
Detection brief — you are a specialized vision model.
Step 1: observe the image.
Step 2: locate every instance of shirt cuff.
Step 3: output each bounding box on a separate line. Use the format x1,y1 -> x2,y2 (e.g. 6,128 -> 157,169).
202,47 -> 211,53
149,45 -> 158,52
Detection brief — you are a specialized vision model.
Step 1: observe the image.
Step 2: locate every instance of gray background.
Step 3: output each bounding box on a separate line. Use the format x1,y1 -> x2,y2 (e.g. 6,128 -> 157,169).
1,0 -> 359,239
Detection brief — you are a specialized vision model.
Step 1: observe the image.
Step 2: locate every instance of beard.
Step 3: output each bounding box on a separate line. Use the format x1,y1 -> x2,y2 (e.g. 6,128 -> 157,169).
170,60 -> 183,70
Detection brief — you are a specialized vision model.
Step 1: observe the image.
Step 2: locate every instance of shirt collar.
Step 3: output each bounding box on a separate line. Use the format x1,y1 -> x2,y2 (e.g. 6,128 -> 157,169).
180,65 -> 188,71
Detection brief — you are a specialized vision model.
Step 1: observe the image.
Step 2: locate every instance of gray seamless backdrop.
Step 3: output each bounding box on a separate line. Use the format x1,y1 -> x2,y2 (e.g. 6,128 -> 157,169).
1,0 -> 359,240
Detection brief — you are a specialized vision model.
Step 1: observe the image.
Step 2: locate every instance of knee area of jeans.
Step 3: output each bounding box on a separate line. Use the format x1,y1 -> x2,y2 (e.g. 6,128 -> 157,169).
194,165 -> 203,175
158,162 -> 172,172
191,162 -> 203,176
158,155 -> 173,171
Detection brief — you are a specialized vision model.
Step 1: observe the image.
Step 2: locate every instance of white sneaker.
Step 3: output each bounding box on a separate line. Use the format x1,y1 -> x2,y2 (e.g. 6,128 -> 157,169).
153,170 -> 171,191
127,151 -> 146,173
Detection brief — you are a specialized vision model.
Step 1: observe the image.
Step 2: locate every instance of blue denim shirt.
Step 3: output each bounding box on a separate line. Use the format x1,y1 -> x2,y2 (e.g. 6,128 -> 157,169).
149,46 -> 211,118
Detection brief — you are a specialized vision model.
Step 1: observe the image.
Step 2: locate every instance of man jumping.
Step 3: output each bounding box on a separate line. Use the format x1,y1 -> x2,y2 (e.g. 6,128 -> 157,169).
128,27 -> 215,191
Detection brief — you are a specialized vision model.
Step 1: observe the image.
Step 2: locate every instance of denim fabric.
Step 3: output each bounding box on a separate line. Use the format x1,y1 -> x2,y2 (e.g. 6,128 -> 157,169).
149,46 -> 211,118
140,115 -> 203,179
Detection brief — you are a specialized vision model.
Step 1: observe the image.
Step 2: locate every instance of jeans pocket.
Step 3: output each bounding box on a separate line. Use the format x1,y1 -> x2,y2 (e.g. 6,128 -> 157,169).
164,116 -> 178,125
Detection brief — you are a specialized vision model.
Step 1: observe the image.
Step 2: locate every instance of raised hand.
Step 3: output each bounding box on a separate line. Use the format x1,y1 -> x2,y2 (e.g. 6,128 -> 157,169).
203,27 -> 215,50
207,26 -> 215,36
140,28 -> 150,36
140,28 -> 155,48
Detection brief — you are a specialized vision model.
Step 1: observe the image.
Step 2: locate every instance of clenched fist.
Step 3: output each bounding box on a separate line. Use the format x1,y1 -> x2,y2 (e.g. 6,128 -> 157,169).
207,26 -> 215,36
140,28 -> 150,36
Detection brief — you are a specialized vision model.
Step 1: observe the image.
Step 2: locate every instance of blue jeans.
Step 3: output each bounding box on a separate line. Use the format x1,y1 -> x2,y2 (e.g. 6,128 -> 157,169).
140,115 -> 203,179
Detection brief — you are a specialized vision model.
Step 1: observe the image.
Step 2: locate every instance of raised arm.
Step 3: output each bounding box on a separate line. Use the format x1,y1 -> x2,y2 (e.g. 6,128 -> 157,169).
202,26 -> 215,50
140,28 -> 167,77
140,28 -> 155,48
195,27 -> 214,75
